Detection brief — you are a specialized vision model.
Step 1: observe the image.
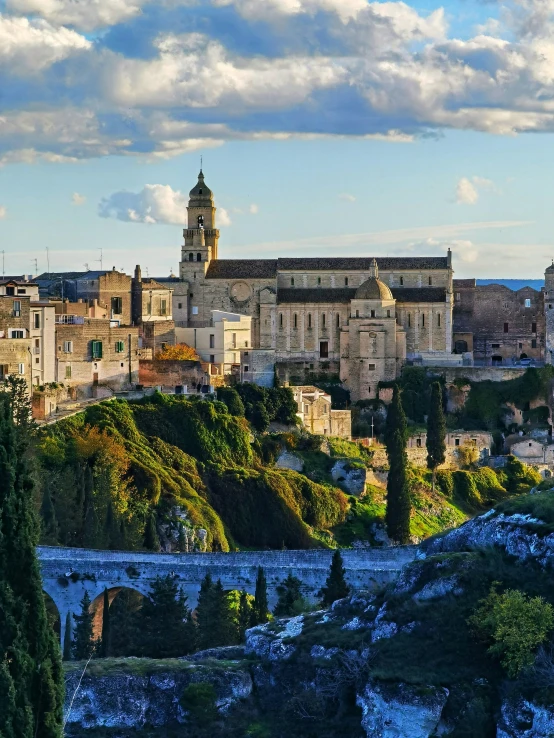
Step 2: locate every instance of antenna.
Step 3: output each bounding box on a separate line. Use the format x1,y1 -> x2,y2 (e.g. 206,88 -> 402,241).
31,258 -> 38,277
97,249 -> 103,271
200,155 -> 203,172
84,263 -> 89,272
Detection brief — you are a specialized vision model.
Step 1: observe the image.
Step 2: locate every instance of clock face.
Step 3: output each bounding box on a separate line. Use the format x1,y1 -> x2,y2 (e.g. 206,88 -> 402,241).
231,282 -> 251,302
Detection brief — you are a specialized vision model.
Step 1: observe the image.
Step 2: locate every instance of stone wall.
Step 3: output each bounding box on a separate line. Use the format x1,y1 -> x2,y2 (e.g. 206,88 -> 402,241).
432,366 -> 527,383
138,359 -> 208,389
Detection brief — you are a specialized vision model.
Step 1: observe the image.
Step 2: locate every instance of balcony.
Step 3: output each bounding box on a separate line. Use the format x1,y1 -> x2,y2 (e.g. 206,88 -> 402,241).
55,315 -> 84,325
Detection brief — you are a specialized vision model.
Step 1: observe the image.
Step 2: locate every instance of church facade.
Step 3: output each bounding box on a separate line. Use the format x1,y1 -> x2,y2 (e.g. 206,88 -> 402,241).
166,171 -> 455,401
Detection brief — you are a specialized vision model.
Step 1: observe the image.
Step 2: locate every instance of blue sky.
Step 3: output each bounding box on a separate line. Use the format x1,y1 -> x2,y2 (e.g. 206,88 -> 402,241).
0,0 -> 553,279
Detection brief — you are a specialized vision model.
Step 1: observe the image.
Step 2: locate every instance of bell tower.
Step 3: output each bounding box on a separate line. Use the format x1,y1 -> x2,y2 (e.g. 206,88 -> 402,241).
180,170 -> 220,281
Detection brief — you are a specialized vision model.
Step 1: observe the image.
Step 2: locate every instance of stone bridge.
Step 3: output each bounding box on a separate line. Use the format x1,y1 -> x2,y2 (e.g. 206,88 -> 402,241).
38,545 -> 417,648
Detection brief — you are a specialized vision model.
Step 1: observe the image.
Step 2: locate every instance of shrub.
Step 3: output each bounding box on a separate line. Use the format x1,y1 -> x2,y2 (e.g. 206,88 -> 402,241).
468,586 -> 554,677
457,443 -> 479,469
180,683 -> 218,726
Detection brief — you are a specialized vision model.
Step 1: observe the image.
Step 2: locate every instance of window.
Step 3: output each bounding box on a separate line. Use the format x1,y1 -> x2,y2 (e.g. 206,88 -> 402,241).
491,343 -> 500,348
111,296 -> 122,315
189,253 -> 194,262
294,314 -> 298,329
279,314 -> 283,329
408,314 -> 411,328
244,365 -> 249,373
416,438 -> 422,447
178,303 -> 182,309
244,352 -> 249,359
317,277 -> 321,285
197,253 -> 202,262
232,333 -> 237,348
91,340 -> 103,359
355,309 -> 359,318
308,313 -> 312,329
429,276 -> 432,285
525,298 -> 531,308
10,330 -> 24,339
304,404 -> 310,414
532,339 -> 537,349
6,286 -> 14,296
323,405 -> 328,414
322,314 -> 326,329
34,312 -> 40,329
63,341 -> 73,353
422,314 -> 425,328
320,341 -> 329,358
336,314 -> 340,328
368,363 -> 376,370
344,277 -> 349,286
210,354 -> 215,363
370,309 -> 375,318
17,289 -> 26,295
400,276 -> 404,285
115,341 -> 124,353
18,363 -> 24,375
387,309 -> 391,317
438,313 -> 441,327
147,301 -> 152,315
35,338 -> 39,349
198,215 -> 204,228
504,322 -> 509,333
209,334 -> 215,348
455,292 -> 461,301
13,300 -> 21,317
65,365 -> 72,379
291,277 -> 294,286
532,322 -> 537,333
245,341 -> 249,348
160,299 -> 167,316
35,357 -> 39,364
455,438 -> 460,446
192,306 -> 199,315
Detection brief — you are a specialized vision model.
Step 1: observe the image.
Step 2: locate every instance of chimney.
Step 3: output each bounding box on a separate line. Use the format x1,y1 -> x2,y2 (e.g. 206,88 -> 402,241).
134,265 -> 142,282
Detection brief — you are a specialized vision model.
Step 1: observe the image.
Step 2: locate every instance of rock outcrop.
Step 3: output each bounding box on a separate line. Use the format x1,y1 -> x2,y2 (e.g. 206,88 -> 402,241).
331,459 -> 368,496
498,695 -> 554,738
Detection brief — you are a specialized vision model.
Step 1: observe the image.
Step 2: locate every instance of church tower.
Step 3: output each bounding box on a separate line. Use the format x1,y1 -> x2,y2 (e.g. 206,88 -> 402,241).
545,262 -> 554,364
179,170 -> 220,281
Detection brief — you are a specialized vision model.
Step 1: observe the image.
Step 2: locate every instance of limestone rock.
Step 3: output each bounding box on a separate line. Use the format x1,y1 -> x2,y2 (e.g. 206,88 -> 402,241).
497,695 -> 554,737
331,459 -> 367,496
356,681 -> 448,738
275,450 -> 304,472
244,616 -> 304,662
412,575 -> 463,602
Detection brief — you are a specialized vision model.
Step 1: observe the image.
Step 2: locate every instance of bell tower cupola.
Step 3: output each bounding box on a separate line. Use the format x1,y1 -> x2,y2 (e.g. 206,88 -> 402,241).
180,169 -> 220,280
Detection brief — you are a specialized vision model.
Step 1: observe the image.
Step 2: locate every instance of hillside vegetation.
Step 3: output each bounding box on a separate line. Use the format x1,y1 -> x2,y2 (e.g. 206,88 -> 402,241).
36,392 -> 541,552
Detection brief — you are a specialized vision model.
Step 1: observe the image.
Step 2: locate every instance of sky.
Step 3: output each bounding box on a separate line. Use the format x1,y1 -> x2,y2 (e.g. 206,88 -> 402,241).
1,0 -> 554,279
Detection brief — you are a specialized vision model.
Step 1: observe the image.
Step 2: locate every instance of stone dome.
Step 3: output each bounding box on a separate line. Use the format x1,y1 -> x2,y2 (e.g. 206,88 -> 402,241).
189,170 -> 213,201
355,277 -> 393,300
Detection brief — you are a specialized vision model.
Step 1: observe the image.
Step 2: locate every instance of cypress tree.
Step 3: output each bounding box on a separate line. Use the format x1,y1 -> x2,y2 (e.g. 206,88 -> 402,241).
63,613 -> 72,661
141,575 -> 196,657
274,573 -> 303,616
196,572 -> 215,650
251,566 -> 269,625
384,385 -> 408,459
72,591 -> 95,660
100,589 -> 111,657
238,590 -> 252,641
426,382 -> 447,491
196,575 -> 234,649
83,466 -> 97,548
109,590 -> 142,657
143,512 -> 161,551
0,391 -> 64,738
386,429 -> 411,544
40,485 -> 59,545
319,550 -> 350,607
105,499 -> 120,550
177,525 -> 188,552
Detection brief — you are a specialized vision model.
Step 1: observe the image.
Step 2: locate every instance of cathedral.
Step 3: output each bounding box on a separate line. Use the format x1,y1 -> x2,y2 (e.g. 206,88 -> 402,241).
169,170 -> 456,401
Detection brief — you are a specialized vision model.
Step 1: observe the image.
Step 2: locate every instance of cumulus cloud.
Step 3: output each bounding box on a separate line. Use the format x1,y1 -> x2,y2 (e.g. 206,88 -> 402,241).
0,206 -> 6,219
339,193 -> 356,202
72,192 -> 86,205
409,237 -> 479,263
6,0 -> 146,32
218,207 -> 232,226
249,203 -> 259,214
0,13 -> 90,71
456,176 -> 497,204
98,184 -> 187,224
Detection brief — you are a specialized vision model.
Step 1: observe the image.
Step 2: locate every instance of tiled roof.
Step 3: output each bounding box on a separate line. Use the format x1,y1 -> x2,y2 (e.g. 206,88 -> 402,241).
277,257 -> 449,270
277,287 -> 447,304
205,260 -> 278,279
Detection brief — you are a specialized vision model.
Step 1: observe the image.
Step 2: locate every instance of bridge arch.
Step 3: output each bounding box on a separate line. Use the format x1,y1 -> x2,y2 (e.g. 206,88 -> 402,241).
43,591 -> 61,639
90,586 -> 147,642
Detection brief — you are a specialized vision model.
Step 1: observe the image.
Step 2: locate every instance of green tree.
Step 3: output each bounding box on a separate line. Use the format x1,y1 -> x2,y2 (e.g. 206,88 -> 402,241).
141,576 -> 196,658
216,387 -> 245,417
469,586 -> 554,677
251,402 -> 270,433
196,574 -> 234,649
274,573 -> 304,617
384,385 -> 408,457
0,391 -> 64,738
386,429 -> 411,544
238,590 -> 252,641
100,589 -> 111,658
426,382 -> 446,491
251,566 -> 269,626
82,466 -> 97,548
63,613 -> 72,661
109,590 -> 142,657
40,485 -> 59,545
105,499 -> 120,550
177,525 -> 188,552
319,550 -> 350,607
143,512 -> 161,551
72,591 -> 95,660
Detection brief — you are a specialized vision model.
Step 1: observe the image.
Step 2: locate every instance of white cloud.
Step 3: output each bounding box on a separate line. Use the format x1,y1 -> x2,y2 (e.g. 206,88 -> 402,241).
0,13 -> 90,71
0,206 -> 6,219
72,192 -> 86,205
456,176 -> 498,205
339,193 -> 356,202
98,184 -> 187,225
249,203 -> 259,214
218,207 -> 232,226
7,0 -> 145,32
409,237 -> 479,263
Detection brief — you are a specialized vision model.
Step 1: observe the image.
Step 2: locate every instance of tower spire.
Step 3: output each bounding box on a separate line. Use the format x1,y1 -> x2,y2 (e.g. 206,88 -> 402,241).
369,258 -> 379,279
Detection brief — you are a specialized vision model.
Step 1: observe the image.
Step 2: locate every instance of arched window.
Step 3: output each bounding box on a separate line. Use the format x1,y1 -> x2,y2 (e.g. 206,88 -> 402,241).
322,313 -> 326,329
294,314 -> 298,329
345,277 -> 349,286
437,313 -> 441,327
291,277 -> 295,286
370,310 -> 375,318
198,215 -> 204,228
279,313 -> 283,328
188,253 -> 193,262
197,253 -> 202,262
336,313 -> 340,328
308,313 -> 312,329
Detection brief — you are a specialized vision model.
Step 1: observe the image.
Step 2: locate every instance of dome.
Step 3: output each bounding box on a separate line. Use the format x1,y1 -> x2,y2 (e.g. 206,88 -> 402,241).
354,259 -> 393,300
189,170 -> 213,201
355,277 -> 393,301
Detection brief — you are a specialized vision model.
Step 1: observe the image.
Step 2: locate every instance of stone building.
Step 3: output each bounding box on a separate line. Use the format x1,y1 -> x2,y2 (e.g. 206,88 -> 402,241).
158,170 -> 455,400
177,310 -> 251,375
453,279 -> 545,364
131,266 -> 175,353
292,385 -> 352,438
